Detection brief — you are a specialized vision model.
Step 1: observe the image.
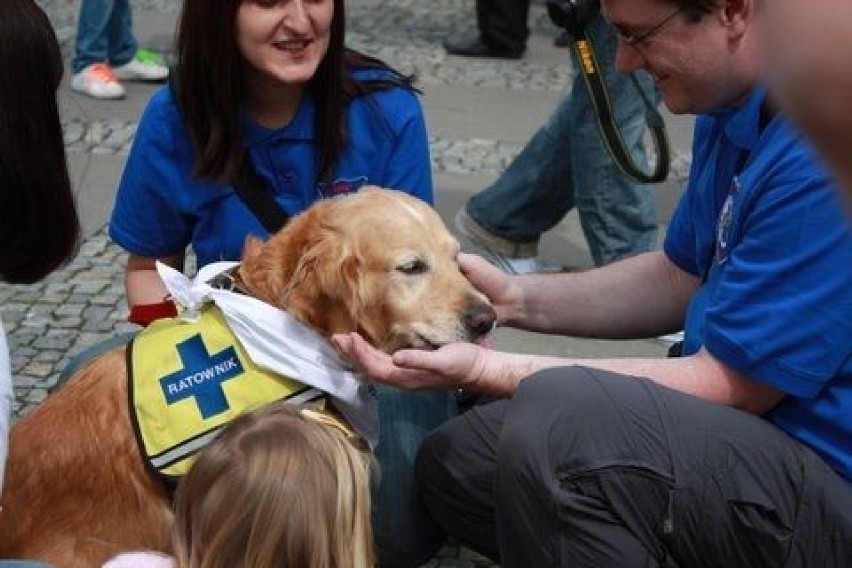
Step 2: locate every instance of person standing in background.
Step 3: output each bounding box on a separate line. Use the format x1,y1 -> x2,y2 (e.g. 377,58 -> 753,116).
70,0 -> 169,99
454,15 -> 659,273
443,0 -> 529,58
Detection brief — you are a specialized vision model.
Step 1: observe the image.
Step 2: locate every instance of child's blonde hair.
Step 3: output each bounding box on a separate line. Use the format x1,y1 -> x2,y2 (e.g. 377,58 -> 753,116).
170,401 -> 373,568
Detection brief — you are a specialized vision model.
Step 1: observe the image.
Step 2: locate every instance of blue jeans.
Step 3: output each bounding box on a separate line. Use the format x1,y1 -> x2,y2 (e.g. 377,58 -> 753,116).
59,337 -> 454,567
373,386 -> 457,566
467,16 -> 659,266
0,562 -> 54,567
72,0 -> 137,73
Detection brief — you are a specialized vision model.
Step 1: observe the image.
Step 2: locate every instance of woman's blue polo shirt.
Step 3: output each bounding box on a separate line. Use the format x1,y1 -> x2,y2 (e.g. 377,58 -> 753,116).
664,89 -> 852,481
109,69 -> 433,267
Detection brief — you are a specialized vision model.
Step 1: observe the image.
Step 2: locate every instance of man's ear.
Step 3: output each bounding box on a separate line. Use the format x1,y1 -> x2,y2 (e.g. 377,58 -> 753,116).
722,0 -> 751,39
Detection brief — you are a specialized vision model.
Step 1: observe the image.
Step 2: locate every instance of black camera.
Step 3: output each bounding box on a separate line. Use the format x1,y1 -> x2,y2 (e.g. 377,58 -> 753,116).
546,0 -> 600,34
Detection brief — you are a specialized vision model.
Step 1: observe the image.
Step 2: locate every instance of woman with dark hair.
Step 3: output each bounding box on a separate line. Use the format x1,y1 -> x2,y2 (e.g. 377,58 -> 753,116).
110,0 -> 432,308
0,1 -> 81,565
107,0 -> 447,564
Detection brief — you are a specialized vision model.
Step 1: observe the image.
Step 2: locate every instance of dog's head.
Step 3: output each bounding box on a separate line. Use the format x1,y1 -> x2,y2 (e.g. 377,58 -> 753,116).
238,187 -> 496,353
240,188 -> 495,353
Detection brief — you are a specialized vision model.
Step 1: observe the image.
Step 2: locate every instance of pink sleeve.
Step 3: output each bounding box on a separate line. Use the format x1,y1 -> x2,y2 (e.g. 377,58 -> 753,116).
102,551 -> 176,568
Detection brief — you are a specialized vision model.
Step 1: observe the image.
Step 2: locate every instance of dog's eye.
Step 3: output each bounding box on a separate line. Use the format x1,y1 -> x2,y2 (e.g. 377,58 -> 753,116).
396,259 -> 429,275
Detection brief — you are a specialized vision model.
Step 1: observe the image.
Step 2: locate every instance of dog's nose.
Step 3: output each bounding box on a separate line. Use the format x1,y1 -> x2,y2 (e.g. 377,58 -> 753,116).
463,303 -> 497,339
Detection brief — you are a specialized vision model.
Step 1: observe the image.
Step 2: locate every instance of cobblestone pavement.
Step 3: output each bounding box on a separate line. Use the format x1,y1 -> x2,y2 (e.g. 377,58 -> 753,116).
8,1 -> 690,565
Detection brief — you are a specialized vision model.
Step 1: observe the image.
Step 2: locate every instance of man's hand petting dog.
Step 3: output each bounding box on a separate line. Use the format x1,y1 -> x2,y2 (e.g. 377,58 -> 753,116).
455,252 -> 516,319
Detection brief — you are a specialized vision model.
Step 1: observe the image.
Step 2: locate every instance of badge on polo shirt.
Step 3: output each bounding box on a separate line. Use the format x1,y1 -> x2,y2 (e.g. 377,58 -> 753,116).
315,176 -> 368,198
715,176 -> 741,265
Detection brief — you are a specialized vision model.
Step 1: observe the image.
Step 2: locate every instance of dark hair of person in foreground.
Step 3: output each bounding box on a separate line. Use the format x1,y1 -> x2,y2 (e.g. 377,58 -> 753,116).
0,0 -> 81,285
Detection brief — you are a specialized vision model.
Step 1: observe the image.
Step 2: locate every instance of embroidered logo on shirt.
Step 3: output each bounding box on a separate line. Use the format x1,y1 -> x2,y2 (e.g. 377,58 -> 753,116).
715,176 -> 741,265
315,176 -> 368,198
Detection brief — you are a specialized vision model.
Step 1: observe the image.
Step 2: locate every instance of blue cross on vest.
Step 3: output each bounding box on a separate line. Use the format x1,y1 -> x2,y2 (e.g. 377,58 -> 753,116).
160,334 -> 244,419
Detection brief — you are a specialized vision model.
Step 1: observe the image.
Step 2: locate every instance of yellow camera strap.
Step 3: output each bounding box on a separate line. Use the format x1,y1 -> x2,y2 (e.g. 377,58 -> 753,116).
570,29 -> 670,184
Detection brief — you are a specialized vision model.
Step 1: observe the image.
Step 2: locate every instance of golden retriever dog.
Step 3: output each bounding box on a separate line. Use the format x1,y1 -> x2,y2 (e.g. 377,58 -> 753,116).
0,188 -> 496,566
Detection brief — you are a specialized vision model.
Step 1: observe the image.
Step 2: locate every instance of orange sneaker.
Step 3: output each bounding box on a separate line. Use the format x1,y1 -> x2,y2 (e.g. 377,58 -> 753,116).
71,62 -> 125,99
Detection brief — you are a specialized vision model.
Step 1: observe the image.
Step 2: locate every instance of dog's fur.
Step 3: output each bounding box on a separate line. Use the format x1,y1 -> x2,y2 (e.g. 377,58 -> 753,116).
0,188 -> 495,566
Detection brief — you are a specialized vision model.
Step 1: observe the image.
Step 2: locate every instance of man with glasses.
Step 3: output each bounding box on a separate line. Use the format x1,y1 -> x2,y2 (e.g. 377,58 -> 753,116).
334,0 -> 852,565
615,4 -> 685,45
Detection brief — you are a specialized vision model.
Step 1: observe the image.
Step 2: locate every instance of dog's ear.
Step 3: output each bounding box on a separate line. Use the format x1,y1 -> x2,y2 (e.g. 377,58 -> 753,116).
284,232 -> 371,338
237,201 -> 374,338
238,235 -> 290,307
238,205 -> 326,308
240,235 -> 265,274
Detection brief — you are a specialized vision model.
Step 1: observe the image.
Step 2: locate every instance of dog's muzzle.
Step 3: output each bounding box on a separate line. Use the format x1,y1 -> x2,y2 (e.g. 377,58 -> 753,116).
463,302 -> 497,340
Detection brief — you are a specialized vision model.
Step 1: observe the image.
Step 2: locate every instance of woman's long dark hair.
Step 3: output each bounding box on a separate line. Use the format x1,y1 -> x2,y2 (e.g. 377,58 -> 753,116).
0,0 -> 81,284
175,0 -> 415,184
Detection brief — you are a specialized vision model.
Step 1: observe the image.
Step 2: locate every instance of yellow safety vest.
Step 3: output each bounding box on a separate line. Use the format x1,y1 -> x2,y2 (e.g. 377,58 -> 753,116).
128,305 -> 325,480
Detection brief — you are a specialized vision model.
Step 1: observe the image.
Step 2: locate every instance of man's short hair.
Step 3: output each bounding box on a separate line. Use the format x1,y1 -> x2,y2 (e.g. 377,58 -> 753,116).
671,0 -> 721,21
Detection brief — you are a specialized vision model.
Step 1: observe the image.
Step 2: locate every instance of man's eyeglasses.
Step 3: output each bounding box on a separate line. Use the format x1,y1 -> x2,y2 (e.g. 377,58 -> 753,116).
615,6 -> 686,47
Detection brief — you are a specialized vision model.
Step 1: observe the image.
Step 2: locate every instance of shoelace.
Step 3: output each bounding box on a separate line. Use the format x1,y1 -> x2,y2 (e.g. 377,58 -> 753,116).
88,62 -> 119,84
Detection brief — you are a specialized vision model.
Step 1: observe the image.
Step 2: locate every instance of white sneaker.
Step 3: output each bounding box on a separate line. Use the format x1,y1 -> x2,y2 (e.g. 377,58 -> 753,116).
113,49 -> 169,82
504,257 -> 550,274
71,63 -> 125,99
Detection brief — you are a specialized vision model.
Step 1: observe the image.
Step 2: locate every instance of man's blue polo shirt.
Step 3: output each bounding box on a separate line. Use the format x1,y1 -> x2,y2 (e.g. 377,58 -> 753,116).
664,88 -> 852,481
109,69 -> 433,267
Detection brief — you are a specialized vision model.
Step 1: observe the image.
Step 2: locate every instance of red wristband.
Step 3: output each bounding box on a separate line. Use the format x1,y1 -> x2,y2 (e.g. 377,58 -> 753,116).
128,298 -> 178,327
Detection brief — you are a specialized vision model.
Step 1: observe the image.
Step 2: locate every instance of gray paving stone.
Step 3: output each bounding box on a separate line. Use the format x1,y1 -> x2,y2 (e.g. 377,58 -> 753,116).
24,389 -> 49,404
33,350 -> 65,363
54,303 -> 86,317
51,317 -> 85,329
19,362 -> 54,379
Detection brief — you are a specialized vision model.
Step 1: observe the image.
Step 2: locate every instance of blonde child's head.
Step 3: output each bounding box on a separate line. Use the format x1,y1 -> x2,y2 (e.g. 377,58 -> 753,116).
171,401 -> 373,568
